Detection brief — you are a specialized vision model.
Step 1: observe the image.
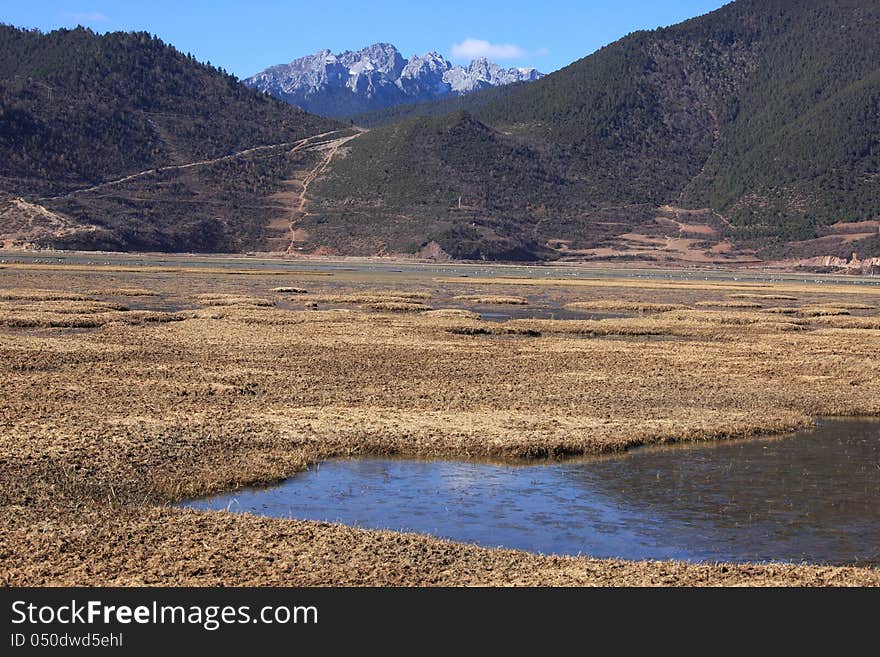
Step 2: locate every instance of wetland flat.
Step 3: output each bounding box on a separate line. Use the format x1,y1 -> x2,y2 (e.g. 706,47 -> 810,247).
2,254 -> 880,585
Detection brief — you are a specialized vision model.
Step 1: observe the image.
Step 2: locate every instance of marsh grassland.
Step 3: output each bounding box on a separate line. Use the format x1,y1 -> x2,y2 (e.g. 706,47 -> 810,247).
2,258 -> 880,586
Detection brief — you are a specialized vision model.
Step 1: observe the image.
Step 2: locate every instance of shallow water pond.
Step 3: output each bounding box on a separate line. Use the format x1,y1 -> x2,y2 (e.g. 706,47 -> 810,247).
181,419 -> 880,565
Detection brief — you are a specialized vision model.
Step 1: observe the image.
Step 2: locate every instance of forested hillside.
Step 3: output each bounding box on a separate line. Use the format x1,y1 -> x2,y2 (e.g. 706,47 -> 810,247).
308,0 -> 880,260
0,25 -> 342,251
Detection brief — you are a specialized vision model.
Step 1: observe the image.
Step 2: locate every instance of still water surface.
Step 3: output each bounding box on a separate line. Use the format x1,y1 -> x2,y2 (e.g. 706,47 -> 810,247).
181,419 -> 880,565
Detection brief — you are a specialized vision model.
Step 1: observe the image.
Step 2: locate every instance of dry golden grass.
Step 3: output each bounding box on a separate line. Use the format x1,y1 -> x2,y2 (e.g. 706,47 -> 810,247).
2,263 -> 879,586
4,504 -> 877,587
728,293 -> 798,300
453,294 -> 528,305
495,311 -> 809,338
492,318 -> 663,337
0,312 -> 108,328
762,306 -> 871,319
811,316 -> 880,330
822,302 -> 877,310
422,308 -> 482,320
89,287 -> 160,297
763,307 -> 799,314
0,300 -> 130,314
796,307 -> 852,317
0,288 -> 93,301
192,293 -> 275,307
0,307 -> 190,328
565,301 -> 687,313
363,301 -> 431,312
272,286 -> 308,294
695,300 -> 763,308
308,291 -> 431,305
656,309 -> 806,327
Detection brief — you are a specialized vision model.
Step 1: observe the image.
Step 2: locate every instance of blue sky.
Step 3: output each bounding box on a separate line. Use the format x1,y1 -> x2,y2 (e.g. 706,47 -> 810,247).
2,1 -> 731,77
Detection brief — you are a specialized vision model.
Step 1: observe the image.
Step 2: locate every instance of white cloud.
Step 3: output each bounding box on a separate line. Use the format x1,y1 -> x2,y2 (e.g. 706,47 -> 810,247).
451,38 -> 532,60
62,11 -> 109,24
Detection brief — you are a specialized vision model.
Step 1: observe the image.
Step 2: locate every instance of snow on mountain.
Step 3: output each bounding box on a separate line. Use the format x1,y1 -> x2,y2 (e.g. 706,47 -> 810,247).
244,43 -> 543,118
444,57 -> 542,93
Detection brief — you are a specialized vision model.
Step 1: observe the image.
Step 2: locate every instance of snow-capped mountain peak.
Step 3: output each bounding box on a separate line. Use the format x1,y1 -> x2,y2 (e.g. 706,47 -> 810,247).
244,43 -> 544,118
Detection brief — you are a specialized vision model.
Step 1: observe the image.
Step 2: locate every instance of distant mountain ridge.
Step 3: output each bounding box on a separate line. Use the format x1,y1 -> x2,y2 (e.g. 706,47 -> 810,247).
244,43 -> 543,118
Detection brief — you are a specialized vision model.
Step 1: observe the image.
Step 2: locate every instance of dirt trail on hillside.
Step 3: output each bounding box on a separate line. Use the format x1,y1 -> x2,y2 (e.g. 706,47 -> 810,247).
285,131 -> 362,253
297,133 -> 362,215
39,130 -> 348,201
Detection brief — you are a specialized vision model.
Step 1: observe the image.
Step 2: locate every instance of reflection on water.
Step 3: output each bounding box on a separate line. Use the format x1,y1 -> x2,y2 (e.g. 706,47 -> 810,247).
181,419 -> 880,565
